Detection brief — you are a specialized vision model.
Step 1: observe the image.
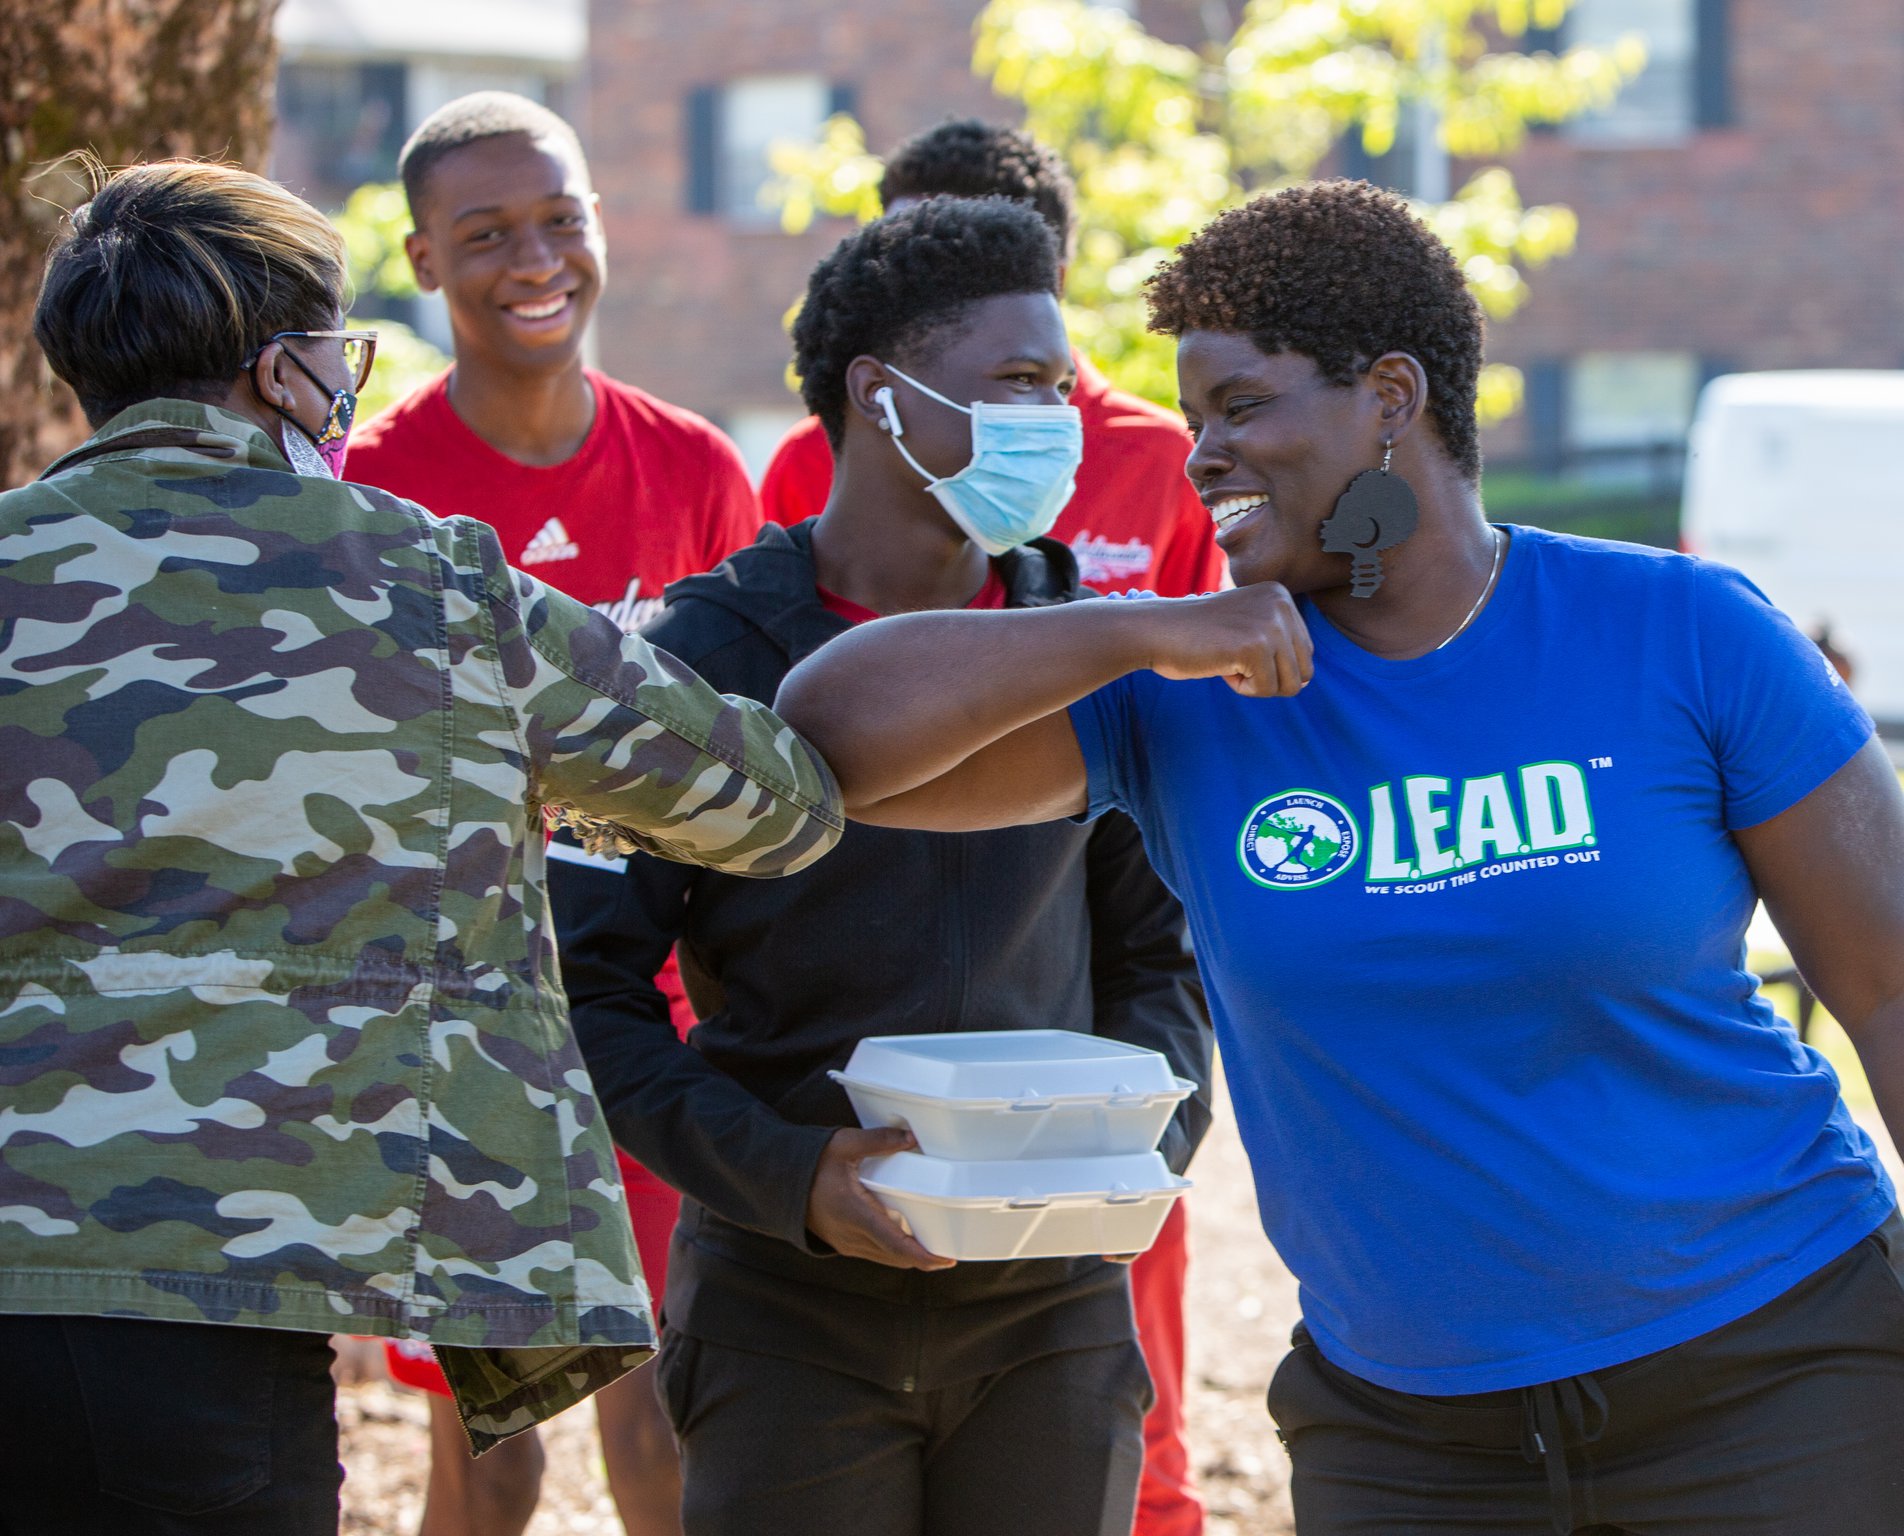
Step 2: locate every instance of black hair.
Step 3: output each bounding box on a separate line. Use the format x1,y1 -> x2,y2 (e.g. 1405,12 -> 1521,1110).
34,159 -> 347,425
398,91 -> 588,220
792,196 -> 1061,450
1147,179 -> 1485,480
880,119 -> 1076,257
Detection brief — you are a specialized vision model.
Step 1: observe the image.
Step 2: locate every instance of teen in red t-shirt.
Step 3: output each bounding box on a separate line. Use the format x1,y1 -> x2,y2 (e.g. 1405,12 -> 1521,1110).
763,353 -> 1222,600
348,91 -> 754,1536
353,367 -> 756,630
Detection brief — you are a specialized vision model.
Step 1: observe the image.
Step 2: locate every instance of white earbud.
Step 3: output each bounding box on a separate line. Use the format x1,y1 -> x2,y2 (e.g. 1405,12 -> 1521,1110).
874,385 -> 904,438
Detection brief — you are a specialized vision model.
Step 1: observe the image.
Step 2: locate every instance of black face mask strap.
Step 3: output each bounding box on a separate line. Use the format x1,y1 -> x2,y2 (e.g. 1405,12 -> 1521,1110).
245,344 -> 346,447
1318,440 -> 1421,598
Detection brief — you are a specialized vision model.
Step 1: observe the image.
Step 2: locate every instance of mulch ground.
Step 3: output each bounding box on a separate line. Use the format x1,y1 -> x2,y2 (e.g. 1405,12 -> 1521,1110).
335,1060 -> 1301,1534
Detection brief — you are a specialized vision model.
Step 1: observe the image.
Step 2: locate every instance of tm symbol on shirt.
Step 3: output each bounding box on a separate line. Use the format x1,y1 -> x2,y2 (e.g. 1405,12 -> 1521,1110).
1590,756 -> 1614,769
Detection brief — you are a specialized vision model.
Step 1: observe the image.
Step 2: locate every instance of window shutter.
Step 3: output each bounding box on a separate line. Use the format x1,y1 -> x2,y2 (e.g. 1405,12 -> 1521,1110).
1694,0 -> 1733,128
1524,360 -> 1568,477
827,83 -> 857,121
685,85 -> 722,215
1524,16 -> 1564,134
1339,130 -> 1373,184
1523,20 -> 1564,53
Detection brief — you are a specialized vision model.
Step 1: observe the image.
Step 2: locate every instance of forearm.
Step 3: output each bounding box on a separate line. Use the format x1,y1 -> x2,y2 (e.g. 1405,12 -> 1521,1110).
1846,994 -> 1904,1160
774,602 -> 1155,809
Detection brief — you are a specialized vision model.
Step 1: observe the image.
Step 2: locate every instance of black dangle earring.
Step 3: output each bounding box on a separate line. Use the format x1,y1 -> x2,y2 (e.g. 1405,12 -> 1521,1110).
1318,441 -> 1421,598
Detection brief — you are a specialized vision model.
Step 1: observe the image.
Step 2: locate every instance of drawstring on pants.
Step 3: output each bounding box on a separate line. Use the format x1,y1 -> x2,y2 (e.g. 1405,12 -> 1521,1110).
1519,1373 -> 1609,1535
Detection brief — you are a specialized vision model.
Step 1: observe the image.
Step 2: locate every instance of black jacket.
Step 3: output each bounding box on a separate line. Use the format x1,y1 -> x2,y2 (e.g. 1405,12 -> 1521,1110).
556,520 -> 1211,1390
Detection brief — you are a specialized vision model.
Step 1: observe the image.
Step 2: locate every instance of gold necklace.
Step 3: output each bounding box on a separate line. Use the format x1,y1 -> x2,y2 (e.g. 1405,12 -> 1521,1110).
1433,526 -> 1506,652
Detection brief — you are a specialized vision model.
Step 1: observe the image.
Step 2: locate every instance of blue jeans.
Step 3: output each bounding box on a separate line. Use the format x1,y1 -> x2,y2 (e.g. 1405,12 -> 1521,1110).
0,1314 -> 341,1535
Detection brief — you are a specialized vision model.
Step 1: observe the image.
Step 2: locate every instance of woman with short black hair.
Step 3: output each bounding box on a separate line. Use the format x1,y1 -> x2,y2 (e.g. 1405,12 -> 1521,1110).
776,179 -> 1904,1535
0,159 -> 841,1533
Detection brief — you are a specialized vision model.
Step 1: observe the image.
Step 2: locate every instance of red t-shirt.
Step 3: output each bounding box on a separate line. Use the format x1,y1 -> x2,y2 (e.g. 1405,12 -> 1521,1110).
759,354 -> 1224,599
816,562 -> 1009,625
350,367 -> 761,632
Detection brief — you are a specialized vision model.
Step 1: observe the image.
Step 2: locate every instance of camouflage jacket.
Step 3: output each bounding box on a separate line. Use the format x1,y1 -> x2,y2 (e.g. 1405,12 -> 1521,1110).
0,400 -> 841,1449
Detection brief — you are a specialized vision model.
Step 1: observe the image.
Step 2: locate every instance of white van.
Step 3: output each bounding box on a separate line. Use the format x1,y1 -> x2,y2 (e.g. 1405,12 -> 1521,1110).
1681,371 -> 1904,728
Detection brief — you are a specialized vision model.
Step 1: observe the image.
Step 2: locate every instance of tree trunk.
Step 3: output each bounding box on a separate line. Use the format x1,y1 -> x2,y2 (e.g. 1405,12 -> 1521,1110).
0,0 -> 281,488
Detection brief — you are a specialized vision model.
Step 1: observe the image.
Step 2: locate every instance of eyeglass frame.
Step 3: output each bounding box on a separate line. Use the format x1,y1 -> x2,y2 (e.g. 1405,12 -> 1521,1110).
242,329 -> 379,394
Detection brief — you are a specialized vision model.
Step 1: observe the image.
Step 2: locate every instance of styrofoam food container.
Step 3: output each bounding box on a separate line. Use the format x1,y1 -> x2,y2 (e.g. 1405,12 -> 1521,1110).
828,1030 -> 1194,1160
858,1150 -> 1190,1262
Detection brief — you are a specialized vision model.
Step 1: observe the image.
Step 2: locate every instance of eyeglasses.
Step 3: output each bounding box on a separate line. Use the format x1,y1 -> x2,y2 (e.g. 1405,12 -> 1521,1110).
245,329 -> 379,393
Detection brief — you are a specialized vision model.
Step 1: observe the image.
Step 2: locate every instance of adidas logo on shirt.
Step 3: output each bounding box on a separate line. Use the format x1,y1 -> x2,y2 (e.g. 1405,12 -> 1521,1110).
521,517 -> 580,565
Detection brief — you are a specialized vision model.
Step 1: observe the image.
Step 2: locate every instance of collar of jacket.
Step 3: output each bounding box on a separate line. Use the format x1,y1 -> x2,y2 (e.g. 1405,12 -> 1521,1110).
39,397 -> 293,481
662,517 -> 1086,667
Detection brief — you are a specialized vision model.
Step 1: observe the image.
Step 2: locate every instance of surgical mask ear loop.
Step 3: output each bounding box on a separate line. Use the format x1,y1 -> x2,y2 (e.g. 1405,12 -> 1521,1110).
874,380 -> 958,488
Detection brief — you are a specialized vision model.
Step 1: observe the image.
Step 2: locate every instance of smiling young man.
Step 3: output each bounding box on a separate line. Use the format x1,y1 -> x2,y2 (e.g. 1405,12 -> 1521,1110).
558,195 -> 1212,1536
350,92 -> 758,631
346,92 -> 756,1536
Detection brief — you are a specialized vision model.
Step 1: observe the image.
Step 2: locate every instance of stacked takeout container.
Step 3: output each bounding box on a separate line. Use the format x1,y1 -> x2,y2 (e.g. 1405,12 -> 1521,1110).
829,1030 -> 1195,1262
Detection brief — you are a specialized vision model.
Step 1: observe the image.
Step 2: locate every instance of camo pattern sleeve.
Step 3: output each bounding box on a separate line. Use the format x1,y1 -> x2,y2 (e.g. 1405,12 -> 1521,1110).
463,520 -> 842,874
0,400 -> 837,1450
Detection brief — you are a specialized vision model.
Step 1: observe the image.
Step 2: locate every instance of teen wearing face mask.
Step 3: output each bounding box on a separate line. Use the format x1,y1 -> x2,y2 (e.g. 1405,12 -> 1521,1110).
0,158 -> 842,1536
775,180 -> 1904,1536
556,196 -> 1213,1536
761,121 -> 1223,1536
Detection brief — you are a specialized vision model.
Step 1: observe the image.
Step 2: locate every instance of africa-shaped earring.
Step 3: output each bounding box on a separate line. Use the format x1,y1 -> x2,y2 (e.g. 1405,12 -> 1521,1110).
1318,440 -> 1421,598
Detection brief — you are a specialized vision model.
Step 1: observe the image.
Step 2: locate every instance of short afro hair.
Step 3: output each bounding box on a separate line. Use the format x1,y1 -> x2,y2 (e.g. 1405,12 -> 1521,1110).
1147,180 -> 1485,480
880,119 -> 1075,258
793,195 -> 1061,450
398,91 -> 587,220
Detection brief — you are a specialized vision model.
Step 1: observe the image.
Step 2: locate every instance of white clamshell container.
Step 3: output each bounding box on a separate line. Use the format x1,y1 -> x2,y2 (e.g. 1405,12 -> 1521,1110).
828,1030 -> 1194,1161
858,1150 -> 1191,1262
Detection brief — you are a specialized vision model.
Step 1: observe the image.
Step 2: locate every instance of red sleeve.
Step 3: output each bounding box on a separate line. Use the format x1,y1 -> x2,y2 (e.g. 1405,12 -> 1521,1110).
760,417 -> 834,527
1146,469 -> 1224,598
698,425 -> 764,570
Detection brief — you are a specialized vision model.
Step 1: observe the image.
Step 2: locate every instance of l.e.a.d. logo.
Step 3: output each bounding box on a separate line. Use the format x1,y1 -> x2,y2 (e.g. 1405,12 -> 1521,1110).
1237,790 -> 1360,890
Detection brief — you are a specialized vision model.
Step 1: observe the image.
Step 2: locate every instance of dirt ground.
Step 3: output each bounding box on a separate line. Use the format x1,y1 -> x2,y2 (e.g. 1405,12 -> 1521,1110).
334,1059 -> 1301,1535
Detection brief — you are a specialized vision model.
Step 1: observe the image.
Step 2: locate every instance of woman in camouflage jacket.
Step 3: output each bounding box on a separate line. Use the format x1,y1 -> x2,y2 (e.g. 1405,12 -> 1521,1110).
0,161 -> 840,1532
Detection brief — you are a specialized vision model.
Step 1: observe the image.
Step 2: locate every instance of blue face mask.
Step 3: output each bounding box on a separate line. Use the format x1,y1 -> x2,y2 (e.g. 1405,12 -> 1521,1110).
878,364 -> 1083,556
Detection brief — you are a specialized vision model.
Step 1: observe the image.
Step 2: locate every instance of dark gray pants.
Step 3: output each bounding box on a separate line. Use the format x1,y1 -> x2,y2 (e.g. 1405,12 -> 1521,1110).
655,1333 -> 1150,1536
1268,1212 -> 1904,1535
0,1314 -> 341,1536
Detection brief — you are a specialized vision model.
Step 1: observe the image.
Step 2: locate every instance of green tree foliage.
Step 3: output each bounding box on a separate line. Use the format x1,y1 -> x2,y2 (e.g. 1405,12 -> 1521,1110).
770,0 -> 1641,419
329,182 -> 449,419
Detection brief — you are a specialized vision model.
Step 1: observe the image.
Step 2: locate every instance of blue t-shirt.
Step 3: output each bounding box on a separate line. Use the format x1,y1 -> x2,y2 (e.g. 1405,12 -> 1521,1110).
1070,526 -> 1892,1394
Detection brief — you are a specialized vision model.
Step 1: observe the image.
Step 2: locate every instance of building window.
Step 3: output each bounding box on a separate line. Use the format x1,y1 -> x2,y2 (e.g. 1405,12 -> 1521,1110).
686,75 -> 855,222
1566,351 -> 1700,484
1563,0 -> 1733,142
274,61 -> 408,206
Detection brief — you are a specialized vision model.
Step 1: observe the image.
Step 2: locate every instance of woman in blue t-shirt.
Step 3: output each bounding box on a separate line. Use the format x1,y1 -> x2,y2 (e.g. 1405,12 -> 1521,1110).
775,180 -> 1904,1536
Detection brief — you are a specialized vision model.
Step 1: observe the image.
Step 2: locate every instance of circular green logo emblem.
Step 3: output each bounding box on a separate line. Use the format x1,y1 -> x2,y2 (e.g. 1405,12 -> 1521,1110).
1237,790 -> 1359,890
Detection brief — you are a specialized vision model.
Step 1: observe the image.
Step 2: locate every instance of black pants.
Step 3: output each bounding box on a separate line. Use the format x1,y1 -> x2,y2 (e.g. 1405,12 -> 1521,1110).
1267,1213 -> 1904,1535
0,1314 -> 341,1536
655,1332 -> 1151,1536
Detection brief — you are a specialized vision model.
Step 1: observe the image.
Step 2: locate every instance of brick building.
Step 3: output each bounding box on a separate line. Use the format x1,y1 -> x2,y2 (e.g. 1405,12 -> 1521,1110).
584,0 -> 1903,488
584,0 -> 1235,471
1486,0 -> 1904,490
